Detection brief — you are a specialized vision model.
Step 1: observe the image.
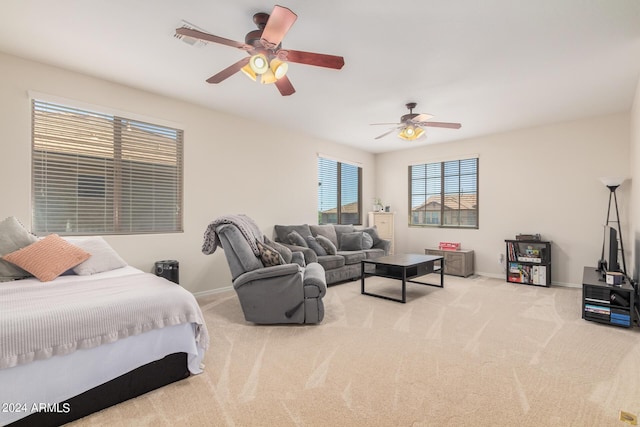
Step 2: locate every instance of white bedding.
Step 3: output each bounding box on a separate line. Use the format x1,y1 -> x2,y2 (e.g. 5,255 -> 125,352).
0,266 -> 209,426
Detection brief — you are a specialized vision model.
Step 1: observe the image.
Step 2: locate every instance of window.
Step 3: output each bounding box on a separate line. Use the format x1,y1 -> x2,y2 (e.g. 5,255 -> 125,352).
32,99 -> 184,235
317,156 -> 362,225
409,157 -> 478,228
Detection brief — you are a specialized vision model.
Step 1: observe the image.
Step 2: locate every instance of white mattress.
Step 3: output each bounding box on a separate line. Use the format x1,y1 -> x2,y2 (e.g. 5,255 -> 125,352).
0,267 -> 206,426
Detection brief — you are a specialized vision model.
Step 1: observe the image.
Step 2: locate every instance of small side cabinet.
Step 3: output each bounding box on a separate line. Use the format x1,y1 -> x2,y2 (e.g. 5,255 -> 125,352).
424,249 -> 474,277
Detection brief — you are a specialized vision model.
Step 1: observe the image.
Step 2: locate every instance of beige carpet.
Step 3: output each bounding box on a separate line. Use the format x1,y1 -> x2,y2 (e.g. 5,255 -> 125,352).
70,274 -> 640,426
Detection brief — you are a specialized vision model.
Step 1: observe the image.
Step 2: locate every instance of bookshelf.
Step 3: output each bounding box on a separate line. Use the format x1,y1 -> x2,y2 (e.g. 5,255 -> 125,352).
505,239 -> 551,287
582,266 -> 636,328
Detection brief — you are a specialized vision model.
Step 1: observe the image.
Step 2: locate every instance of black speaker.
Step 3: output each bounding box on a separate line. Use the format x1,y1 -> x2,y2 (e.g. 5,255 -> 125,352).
155,260 -> 179,284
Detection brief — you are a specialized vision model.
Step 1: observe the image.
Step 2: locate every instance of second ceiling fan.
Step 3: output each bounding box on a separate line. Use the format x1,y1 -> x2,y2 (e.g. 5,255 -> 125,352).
175,5 -> 345,96
372,103 -> 461,141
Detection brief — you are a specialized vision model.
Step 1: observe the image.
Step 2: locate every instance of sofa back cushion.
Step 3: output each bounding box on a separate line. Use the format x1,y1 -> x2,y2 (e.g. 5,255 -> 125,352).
340,231 -> 374,251
274,224 -> 312,244
309,224 -> 339,247
333,224 -> 356,250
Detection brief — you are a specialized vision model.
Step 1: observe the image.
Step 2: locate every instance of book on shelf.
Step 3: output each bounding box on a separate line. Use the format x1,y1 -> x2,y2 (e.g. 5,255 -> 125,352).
517,256 -> 542,263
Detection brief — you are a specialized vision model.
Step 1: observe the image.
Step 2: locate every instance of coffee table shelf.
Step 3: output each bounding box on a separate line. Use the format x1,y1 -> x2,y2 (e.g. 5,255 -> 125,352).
361,254 -> 444,303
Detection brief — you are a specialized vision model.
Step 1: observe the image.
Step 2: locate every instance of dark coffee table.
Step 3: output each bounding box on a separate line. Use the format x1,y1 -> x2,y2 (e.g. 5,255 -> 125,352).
361,254 -> 444,303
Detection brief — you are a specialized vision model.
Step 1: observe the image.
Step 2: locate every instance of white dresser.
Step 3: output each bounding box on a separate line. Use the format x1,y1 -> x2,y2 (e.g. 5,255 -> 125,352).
368,212 -> 395,254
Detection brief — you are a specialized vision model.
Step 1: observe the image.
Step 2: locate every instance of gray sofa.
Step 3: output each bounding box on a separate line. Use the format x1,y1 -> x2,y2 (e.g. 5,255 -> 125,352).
273,224 -> 391,285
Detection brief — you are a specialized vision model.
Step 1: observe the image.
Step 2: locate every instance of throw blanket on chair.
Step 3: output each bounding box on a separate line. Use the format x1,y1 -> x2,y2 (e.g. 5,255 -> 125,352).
202,214 -> 263,256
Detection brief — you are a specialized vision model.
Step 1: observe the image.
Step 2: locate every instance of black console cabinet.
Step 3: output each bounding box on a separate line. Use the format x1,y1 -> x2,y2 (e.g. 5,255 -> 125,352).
582,266 -> 636,328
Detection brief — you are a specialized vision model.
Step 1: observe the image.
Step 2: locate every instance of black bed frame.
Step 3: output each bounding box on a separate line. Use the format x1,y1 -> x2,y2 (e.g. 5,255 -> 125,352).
8,352 -> 189,427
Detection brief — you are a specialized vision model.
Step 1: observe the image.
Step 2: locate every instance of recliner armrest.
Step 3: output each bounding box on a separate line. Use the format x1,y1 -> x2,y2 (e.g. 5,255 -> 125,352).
234,263 -> 302,289
302,262 -> 327,298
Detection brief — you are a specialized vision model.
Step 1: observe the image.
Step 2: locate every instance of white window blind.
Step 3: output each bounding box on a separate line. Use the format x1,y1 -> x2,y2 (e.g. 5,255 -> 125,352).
409,157 -> 478,228
32,99 -> 184,235
318,156 -> 361,225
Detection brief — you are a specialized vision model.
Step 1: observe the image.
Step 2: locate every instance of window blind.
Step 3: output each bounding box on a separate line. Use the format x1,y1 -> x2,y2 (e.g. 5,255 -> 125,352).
32,100 -> 184,235
317,156 -> 361,225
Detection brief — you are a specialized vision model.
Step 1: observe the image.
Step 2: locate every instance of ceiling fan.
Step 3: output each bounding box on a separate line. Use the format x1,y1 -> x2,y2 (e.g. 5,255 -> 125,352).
371,103 -> 462,141
175,5 -> 345,96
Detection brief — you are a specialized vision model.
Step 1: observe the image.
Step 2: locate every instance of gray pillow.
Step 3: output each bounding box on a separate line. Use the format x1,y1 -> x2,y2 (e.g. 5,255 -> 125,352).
305,235 -> 327,256
340,231 -> 366,251
310,224 -> 339,247
287,230 -> 308,248
316,235 -> 337,255
71,237 -> 128,275
0,216 -> 38,281
264,236 -> 293,264
359,226 -> 382,245
274,224 -> 312,243
362,232 -> 374,249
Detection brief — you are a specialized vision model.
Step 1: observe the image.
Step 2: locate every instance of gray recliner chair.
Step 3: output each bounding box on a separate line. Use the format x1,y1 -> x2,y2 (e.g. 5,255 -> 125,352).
216,223 -> 327,324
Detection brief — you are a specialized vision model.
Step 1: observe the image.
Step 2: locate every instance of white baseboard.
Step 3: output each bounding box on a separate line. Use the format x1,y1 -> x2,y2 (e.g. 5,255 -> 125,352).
194,285 -> 233,299
475,272 -> 581,288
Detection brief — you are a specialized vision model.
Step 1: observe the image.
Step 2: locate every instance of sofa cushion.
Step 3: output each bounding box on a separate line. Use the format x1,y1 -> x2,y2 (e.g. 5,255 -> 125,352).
333,224 -> 355,249
340,231 -> 373,251
316,254 -> 345,271
315,235 -> 337,255
287,230 -> 308,247
357,226 -> 383,246
274,224 -> 312,244
337,250 -> 366,265
305,235 -> 327,256
310,224 -> 339,247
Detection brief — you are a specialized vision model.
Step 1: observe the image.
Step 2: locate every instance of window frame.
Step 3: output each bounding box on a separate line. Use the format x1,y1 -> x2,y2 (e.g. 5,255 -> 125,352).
31,98 -> 184,236
408,157 -> 479,229
317,156 -> 362,225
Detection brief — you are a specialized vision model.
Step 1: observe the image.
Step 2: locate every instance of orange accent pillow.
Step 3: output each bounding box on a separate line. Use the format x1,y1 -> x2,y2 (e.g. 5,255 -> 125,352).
2,234 -> 91,282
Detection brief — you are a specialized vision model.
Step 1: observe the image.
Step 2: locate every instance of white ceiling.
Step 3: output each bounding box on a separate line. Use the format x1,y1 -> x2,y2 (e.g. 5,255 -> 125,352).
2,1 -> 640,153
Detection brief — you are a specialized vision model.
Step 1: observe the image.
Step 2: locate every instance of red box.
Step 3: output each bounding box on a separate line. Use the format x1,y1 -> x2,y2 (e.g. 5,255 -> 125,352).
439,242 -> 460,251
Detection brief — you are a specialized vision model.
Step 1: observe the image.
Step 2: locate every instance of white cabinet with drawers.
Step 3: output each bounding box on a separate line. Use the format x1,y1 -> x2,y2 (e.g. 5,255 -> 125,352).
368,212 -> 395,254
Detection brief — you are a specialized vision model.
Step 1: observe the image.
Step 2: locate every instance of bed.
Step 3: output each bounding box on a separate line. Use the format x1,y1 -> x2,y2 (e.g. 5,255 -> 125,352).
0,265 -> 209,426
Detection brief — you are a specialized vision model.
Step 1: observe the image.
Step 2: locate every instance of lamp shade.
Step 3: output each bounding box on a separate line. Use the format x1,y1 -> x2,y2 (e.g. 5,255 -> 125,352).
240,64 -> 257,81
398,126 -> 425,141
260,69 -> 277,85
599,177 -> 627,187
270,58 -> 288,79
249,54 -> 269,74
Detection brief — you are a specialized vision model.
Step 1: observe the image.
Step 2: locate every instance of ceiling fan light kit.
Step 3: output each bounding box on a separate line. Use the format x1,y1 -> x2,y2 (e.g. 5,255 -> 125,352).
175,5 -> 345,96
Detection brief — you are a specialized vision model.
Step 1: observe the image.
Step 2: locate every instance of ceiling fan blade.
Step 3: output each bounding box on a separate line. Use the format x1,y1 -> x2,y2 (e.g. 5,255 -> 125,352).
374,127 -> 402,140
370,122 -> 402,126
275,75 -> 295,96
422,122 -> 462,129
412,113 -> 434,122
283,49 -> 345,70
176,27 -> 251,50
205,57 -> 251,84
261,5 -> 298,48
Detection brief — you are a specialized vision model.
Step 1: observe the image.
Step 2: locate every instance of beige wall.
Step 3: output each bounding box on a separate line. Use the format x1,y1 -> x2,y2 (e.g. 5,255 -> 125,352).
0,52 -> 376,295
375,113 -> 631,286
631,73 -> 640,283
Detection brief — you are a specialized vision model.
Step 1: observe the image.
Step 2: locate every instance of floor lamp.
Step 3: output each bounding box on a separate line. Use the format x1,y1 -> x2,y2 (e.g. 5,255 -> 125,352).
600,177 -> 628,275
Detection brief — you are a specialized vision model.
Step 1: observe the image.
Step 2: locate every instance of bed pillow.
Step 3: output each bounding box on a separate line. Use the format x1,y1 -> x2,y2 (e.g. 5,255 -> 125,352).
71,237 -> 128,275
2,234 -> 91,282
315,235 -> 337,255
0,216 -> 39,282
